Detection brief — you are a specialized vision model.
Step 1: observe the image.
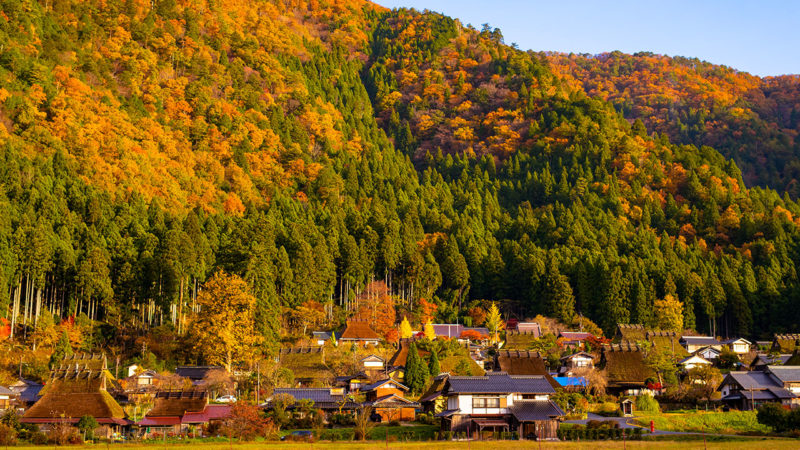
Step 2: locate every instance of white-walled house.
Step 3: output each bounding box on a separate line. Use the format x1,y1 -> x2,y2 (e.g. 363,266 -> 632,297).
435,372 -> 563,440
723,338 -> 752,355
679,355 -> 712,371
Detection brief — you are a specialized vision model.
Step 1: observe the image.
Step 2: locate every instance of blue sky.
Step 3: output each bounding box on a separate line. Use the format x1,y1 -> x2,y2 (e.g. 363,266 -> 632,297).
375,0 -> 800,77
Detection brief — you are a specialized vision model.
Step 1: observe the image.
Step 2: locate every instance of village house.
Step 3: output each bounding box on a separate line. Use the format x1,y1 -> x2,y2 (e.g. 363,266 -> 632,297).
505,325 -> 542,350
333,373 -> 371,393
718,371 -> 797,410
558,352 -> 594,377
267,387 -> 360,418
680,336 -> 722,354
615,324 -> 647,342
751,354 -> 793,371
647,331 -> 688,356
9,379 -> 42,409
138,390 -> 205,437
361,379 -> 419,422
763,366 -> 800,395
339,319 -> 381,347
678,354 -> 713,371
600,343 -> 655,395
419,374 -> 450,414
0,386 -> 17,411
723,338 -> 752,355
312,331 -> 340,346
359,355 -> 386,376
435,372 -> 564,440
175,366 -> 224,385
771,334 -> 800,353
557,332 -> 593,349
22,354 -> 130,438
695,346 -> 721,361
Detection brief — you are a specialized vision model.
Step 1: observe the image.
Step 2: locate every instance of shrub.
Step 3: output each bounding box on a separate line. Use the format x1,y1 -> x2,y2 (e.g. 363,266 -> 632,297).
48,422 -> 81,445
0,423 -> 16,445
635,393 -> 660,414
329,412 -> 355,427
30,431 -> 48,445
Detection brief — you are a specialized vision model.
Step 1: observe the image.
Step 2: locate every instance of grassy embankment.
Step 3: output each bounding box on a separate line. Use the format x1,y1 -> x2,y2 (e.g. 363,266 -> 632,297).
634,410 -> 771,434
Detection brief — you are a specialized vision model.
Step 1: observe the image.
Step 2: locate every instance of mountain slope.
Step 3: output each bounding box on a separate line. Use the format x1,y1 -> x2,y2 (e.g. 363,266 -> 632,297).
546,51 -> 800,195
0,0 -> 799,362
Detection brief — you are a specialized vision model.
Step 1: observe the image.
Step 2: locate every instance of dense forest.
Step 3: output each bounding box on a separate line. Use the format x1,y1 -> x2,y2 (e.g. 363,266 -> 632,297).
1,0 -> 800,367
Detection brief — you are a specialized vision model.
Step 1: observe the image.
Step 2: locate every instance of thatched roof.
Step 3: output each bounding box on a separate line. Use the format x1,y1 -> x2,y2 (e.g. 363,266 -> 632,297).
22,354 -> 126,424
600,342 -> 654,387
495,350 -> 560,389
145,391 -> 207,417
505,330 -> 542,349
616,324 -> 647,342
772,334 -> 800,353
279,347 -> 333,382
388,340 -> 429,368
340,320 -> 381,340
646,331 -> 688,356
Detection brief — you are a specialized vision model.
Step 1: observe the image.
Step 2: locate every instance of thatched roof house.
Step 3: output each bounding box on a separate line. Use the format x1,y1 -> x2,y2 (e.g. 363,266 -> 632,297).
22,354 -> 129,432
599,342 -> 655,395
615,324 -> 647,342
772,334 -> 800,353
339,319 -> 381,345
505,330 -> 543,349
646,331 -> 688,356
494,350 -> 560,389
279,347 -> 334,386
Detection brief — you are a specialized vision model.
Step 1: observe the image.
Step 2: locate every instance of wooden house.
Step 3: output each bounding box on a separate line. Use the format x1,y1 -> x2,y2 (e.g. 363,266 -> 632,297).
22,354 -> 129,437
696,346 -> 721,361
558,352 -> 594,377
266,388 -> 360,418
419,373 -> 449,414
750,354 -> 792,371
599,343 -> 655,395
718,371 -> 797,410
361,379 -> 419,422
678,355 -> 713,371
680,336 -> 722,354
722,338 -> 752,355
9,379 -> 42,409
435,372 -> 564,440
339,320 -> 381,347
0,386 -> 17,411
557,331 -> 593,349
138,391 -> 207,437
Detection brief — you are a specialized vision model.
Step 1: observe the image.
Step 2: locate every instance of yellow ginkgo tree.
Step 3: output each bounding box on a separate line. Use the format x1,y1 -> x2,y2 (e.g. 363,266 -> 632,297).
400,316 -> 413,339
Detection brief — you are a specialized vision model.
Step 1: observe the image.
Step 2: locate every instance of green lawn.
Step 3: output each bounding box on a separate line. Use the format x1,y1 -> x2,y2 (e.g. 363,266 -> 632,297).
634,410 -> 772,435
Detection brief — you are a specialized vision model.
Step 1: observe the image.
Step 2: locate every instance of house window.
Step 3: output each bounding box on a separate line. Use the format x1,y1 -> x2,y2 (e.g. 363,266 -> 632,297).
472,397 -> 501,408
575,360 -> 588,367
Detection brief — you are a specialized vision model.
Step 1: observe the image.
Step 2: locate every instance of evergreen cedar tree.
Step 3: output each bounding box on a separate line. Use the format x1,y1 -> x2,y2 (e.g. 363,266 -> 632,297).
0,0 -> 800,368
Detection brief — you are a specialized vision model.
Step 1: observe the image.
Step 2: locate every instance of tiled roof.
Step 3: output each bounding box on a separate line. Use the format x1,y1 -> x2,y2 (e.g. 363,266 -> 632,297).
680,336 -> 721,346
271,388 -> 358,409
558,332 -> 592,341
182,404 -> 232,423
360,379 -> 408,392
510,400 -> 564,421
766,366 -> 800,383
721,338 -> 752,345
445,372 -> 554,395
516,323 -> 542,336
726,371 -> 783,390
10,379 -> 42,403
364,394 -> 420,408
751,354 -> 791,367
340,320 -> 381,340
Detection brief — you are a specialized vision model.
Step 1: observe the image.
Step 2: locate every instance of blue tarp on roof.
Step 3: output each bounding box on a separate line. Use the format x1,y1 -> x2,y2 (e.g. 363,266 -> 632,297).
553,377 -> 588,387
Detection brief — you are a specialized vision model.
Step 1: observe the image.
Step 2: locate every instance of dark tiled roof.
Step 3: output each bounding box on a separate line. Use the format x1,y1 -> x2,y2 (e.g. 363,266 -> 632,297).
721,338 -> 752,345
271,388 -> 358,409
175,366 -> 224,380
725,371 -> 784,391
767,366 -> 800,383
10,379 -> 42,404
510,400 -> 564,421
680,336 -> 721,346
751,354 -> 791,368
445,372 -> 554,395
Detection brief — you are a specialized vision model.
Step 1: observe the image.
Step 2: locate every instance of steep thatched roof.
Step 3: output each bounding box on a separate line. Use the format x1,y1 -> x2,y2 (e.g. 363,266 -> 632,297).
772,334 -> 800,353
505,330 -> 542,349
388,340 -> 429,368
646,331 -> 688,356
495,350 -> 559,389
616,324 -> 647,342
22,354 -> 126,424
340,320 -> 381,340
600,342 -> 654,387
279,347 -> 333,382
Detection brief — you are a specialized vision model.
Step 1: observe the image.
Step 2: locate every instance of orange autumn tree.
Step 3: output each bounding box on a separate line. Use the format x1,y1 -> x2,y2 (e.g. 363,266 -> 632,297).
353,281 -> 396,339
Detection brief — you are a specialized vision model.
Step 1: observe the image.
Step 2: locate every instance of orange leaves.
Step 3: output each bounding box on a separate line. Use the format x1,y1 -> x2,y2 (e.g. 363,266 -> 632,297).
223,193 -> 245,216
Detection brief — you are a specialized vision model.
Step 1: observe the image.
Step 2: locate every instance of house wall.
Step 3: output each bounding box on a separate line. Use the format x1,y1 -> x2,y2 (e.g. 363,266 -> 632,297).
732,343 -> 749,353
375,407 -> 415,422
363,361 -> 384,368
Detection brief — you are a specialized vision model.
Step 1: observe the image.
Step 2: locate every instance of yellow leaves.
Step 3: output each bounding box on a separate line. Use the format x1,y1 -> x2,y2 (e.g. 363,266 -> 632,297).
455,100 -> 472,113
223,193 -> 245,216
379,91 -> 403,111
0,88 -> 8,103
417,114 -> 438,134
453,126 -> 475,142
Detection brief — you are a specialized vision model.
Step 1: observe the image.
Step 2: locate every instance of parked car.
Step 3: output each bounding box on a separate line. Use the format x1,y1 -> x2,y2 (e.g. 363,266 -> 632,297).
214,395 -> 237,403
281,430 -> 313,442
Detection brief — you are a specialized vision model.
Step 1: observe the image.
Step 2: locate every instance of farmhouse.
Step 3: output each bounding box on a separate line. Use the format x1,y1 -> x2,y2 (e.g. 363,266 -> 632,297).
435,372 -> 563,440
600,343 -> 654,395
718,371 -> 797,410
361,379 -> 419,422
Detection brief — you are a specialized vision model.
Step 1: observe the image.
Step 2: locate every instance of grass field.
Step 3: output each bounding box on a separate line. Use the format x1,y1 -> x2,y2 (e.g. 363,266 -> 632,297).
4,437 -> 797,449
634,410 -> 771,435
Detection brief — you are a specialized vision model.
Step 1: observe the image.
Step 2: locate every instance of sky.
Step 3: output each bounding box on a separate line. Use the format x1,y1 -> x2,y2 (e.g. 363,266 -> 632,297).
375,0 -> 800,77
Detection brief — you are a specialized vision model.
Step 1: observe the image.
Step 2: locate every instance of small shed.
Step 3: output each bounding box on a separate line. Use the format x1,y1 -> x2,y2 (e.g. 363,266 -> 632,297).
620,398 -> 634,417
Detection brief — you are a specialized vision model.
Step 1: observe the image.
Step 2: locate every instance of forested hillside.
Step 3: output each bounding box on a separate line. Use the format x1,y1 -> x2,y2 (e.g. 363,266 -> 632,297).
1,0 -> 800,367
547,52 -> 800,195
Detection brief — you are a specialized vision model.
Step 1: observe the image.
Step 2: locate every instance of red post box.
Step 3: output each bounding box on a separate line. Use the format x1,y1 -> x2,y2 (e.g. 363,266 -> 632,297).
650,420 -> 655,433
